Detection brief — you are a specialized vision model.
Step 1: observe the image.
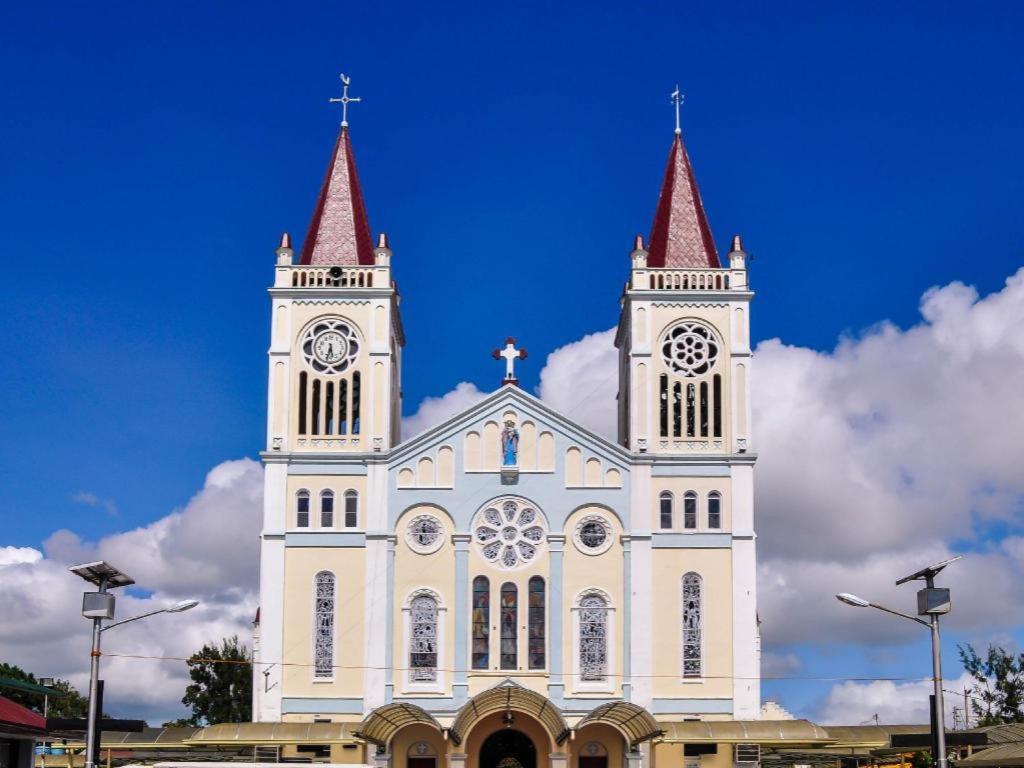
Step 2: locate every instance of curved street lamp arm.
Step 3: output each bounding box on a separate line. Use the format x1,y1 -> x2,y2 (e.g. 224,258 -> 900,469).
100,608 -> 168,632
868,602 -> 931,628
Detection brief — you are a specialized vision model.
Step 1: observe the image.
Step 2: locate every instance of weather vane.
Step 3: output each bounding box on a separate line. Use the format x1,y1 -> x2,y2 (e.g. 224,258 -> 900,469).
670,85 -> 683,135
329,73 -> 361,128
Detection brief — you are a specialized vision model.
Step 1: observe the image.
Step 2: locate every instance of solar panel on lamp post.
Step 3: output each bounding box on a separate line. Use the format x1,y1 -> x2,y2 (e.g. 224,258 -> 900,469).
69,561 -> 199,768
835,556 -> 961,768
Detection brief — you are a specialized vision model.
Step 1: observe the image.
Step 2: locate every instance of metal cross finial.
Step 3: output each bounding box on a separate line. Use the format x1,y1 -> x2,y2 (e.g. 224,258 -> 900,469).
329,73 -> 361,128
492,337 -> 528,386
670,85 -> 683,135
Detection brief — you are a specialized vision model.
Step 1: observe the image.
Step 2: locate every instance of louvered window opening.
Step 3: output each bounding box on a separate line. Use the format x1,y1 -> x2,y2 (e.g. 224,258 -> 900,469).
298,370 -> 361,436
659,373 -> 722,440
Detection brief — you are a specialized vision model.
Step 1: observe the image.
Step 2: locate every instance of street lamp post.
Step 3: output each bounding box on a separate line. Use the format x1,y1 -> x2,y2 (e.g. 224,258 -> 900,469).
836,556 -> 961,768
69,561 -> 198,768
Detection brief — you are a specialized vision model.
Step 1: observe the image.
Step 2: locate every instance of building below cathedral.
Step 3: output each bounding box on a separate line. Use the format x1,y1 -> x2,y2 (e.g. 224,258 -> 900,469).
253,95 -> 763,768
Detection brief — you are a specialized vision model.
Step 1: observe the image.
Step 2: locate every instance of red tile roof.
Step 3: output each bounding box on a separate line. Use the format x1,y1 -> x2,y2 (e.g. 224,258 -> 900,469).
299,127 -> 375,266
646,133 -> 720,269
0,694 -> 46,734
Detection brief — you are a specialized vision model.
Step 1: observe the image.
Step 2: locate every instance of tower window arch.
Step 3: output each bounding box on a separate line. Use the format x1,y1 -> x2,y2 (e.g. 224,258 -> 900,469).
296,490 -> 310,528
344,490 -> 358,528
708,492 -> 722,529
320,490 -> 334,528
313,571 -> 335,678
659,492 -> 673,529
528,576 -> 546,670
683,491 -> 697,530
682,572 -> 703,678
472,576 -> 490,670
409,595 -> 439,682
578,592 -> 609,682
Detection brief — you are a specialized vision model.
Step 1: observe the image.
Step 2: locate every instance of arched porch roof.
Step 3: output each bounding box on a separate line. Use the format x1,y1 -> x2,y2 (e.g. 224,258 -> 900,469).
451,683 -> 570,747
355,703 -> 444,747
575,702 -> 663,748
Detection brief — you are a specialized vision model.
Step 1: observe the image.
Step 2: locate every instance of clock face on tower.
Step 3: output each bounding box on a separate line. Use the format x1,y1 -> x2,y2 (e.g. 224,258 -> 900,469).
314,331 -> 348,365
300,318 -> 360,374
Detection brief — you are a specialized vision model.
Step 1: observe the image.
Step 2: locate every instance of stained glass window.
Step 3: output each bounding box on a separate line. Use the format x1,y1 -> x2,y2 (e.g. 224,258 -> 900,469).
528,577 -> 545,670
684,492 -> 697,529
579,594 -> 608,681
659,492 -> 673,529
410,595 -> 438,681
314,571 -> 335,678
500,582 -> 518,670
682,572 -> 702,678
320,490 -> 334,528
473,498 -> 546,570
472,576 -> 490,670
708,492 -> 721,529
297,490 -> 310,528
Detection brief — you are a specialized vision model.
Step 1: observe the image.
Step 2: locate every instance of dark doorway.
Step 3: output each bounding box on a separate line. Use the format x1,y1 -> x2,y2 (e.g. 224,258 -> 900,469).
480,729 -> 537,768
579,759 -> 608,768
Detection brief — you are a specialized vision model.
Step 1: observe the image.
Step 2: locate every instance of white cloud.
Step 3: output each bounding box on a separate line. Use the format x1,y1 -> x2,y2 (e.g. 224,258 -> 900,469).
0,459 -> 262,725
402,382 -> 487,440
70,490 -> 119,517
536,328 -> 619,439
818,672 -> 975,726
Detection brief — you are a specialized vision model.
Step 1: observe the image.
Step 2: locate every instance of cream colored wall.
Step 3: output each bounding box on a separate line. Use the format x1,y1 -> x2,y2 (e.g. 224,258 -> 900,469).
572,724 -> 625,768
392,505 -> 457,696
651,477 -> 732,532
462,712 -> 555,768
282,547 -> 367,697
650,548 -> 733,699
561,506 -> 624,697
652,742 -> 730,768
389,723 -> 447,768
286,476 -> 368,529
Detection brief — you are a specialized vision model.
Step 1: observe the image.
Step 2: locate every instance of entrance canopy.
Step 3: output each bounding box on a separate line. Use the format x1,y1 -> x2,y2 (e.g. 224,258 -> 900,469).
576,702 -> 662,748
356,703 -> 444,747
451,684 -> 570,746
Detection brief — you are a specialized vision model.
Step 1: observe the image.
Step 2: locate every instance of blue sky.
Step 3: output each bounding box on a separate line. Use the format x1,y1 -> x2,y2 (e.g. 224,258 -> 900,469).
2,1 -> 1023,722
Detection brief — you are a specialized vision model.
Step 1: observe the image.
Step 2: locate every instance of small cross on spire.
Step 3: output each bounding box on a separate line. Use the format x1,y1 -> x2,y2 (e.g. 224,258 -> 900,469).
670,84 -> 683,135
329,73 -> 361,128
492,337 -> 528,386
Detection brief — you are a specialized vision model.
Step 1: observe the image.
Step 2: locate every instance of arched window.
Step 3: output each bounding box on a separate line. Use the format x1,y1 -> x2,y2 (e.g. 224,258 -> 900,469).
410,595 -> 438,681
320,490 -> 334,528
344,490 -> 358,528
579,593 -> 608,681
296,490 -> 310,528
472,576 -> 490,670
314,571 -> 335,678
683,491 -> 697,530
500,582 -> 518,670
528,576 -> 545,670
708,492 -> 722,529
659,492 -> 673,529
682,573 -> 702,678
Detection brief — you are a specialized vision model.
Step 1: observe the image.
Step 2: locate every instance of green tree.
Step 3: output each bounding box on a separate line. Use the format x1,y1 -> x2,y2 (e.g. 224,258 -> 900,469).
180,636 -> 252,725
958,643 -> 1024,725
0,663 -> 89,718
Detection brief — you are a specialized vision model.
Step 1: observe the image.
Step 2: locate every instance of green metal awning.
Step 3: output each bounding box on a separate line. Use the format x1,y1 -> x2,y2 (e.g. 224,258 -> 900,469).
576,702 -> 662,747
355,703 -> 444,747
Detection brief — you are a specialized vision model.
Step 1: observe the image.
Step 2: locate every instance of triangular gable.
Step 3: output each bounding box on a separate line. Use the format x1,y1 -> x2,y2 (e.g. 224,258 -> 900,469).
392,385 -> 629,470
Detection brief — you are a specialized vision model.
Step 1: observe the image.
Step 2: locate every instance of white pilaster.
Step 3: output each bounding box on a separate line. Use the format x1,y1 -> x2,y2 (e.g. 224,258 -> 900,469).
629,463 -> 653,707
363,463 -> 391,710
257,461 -> 287,721
731,463 -> 759,717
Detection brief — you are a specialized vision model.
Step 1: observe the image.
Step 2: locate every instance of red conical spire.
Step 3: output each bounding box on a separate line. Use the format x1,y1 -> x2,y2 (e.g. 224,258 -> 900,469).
299,127 -> 375,266
646,133 -> 720,269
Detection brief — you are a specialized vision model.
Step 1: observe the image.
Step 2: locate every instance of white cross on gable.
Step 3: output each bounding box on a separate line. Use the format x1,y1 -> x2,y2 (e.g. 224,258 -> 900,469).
492,337 -> 528,385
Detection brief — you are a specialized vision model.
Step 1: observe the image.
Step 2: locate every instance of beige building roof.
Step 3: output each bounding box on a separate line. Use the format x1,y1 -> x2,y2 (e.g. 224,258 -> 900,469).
659,719 -> 832,745
186,722 -> 359,744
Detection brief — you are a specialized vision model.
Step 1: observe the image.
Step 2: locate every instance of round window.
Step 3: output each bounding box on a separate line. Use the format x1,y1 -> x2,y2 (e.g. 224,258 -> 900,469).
301,318 -> 360,375
661,321 -> 719,377
573,514 -> 614,555
472,498 -> 546,570
406,514 -> 444,554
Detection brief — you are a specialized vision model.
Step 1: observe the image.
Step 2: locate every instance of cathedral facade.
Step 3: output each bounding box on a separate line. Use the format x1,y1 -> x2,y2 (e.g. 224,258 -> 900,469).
253,112 -> 761,768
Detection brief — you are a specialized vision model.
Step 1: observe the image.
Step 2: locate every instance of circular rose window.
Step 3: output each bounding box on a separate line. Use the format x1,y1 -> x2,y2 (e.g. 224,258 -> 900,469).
662,321 -> 719,377
301,318 -> 360,375
573,514 -> 614,555
473,498 -> 546,570
406,514 -> 444,554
